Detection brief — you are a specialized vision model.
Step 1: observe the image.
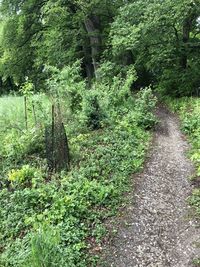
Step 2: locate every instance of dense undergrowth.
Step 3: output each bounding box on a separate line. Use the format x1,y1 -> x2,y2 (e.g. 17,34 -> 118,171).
165,97 -> 200,265
0,64 -> 157,266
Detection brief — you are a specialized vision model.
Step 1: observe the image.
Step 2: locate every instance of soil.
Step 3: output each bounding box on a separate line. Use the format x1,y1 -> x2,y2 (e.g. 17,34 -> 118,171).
103,106 -> 200,267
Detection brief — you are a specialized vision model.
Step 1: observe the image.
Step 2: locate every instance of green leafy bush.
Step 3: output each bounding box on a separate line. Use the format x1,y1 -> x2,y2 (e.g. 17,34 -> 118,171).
2,128 -> 44,160
157,67 -> 200,97
81,90 -> 105,130
46,61 -> 85,114
7,165 -> 44,189
134,87 -> 157,129
8,165 -> 35,183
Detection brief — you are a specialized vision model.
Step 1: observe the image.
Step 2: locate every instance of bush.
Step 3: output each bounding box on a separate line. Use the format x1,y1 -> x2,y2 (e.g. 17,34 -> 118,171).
46,61 -> 85,115
157,67 -> 200,97
134,87 -> 157,129
1,128 -> 44,161
8,165 -> 43,188
81,91 -> 105,130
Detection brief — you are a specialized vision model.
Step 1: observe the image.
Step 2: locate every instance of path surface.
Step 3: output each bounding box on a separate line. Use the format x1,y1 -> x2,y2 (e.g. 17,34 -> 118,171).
105,107 -> 200,267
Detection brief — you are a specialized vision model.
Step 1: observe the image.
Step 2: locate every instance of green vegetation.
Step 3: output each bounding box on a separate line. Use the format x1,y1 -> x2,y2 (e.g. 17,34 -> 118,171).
166,97 -> 200,264
166,97 -> 200,180
0,0 -> 200,265
0,68 -> 157,266
0,0 -> 199,96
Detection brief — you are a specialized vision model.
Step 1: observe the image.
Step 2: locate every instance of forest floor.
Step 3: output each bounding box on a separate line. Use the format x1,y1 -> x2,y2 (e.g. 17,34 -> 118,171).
103,106 -> 200,267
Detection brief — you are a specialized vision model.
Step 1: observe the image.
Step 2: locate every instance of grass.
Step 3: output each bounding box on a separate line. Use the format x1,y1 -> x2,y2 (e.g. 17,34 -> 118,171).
0,94 -> 50,131
0,95 -> 25,129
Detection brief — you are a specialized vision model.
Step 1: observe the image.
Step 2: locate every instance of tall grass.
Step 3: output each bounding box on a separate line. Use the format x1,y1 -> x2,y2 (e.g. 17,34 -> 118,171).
0,96 -> 25,131
0,95 -> 50,133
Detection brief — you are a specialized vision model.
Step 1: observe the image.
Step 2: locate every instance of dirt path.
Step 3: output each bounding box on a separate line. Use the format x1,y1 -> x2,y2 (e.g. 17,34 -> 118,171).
104,107 -> 200,267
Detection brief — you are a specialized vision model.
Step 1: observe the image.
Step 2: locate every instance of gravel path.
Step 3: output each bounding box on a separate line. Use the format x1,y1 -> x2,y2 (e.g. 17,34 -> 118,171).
105,107 -> 200,267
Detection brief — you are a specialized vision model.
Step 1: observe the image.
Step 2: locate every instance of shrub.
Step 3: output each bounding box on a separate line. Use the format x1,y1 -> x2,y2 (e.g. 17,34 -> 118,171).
1,128 -> 44,161
8,165 -> 35,182
157,67 -> 200,97
8,165 -> 41,188
134,87 -> 157,129
81,90 -> 105,130
46,61 -> 85,115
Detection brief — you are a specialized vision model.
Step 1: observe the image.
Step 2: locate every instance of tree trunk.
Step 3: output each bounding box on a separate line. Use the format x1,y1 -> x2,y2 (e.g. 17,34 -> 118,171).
84,15 -> 102,78
82,38 -> 94,80
181,19 -> 191,69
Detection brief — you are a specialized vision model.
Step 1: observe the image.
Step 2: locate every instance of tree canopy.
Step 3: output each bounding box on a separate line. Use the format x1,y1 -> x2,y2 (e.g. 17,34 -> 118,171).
0,0 -> 200,96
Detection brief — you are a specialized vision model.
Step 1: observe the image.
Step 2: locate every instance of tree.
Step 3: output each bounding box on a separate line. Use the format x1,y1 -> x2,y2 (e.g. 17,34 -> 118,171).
109,0 -> 200,95
0,0 -> 123,91
0,0 -> 46,89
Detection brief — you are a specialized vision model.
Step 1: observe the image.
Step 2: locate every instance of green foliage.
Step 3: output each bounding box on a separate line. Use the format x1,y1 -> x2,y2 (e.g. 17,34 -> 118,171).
0,1 -> 162,265
0,0 -> 123,88
46,62 -> 85,113
157,67 -> 200,97
94,64 -> 137,114
189,188 -> 200,215
80,66 -> 157,131
8,165 -> 40,188
166,97 -> 200,217
0,84 -> 155,266
0,95 -> 49,190
193,258 -> 200,266
23,226 -> 64,267
1,128 -> 44,160
81,91 -> 104,130
109,0 -> 200,96
134,87 -> 157,129
20,82 -> 34,97
0,0 -> 199,96
109,2 -> 144,57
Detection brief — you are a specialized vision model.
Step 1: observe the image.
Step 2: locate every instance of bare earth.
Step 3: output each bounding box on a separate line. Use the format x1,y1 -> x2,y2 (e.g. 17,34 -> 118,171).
104,107 -> 200,267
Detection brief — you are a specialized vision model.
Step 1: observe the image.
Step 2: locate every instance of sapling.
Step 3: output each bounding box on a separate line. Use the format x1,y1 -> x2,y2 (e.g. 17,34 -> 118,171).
20,81 -> 35,129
